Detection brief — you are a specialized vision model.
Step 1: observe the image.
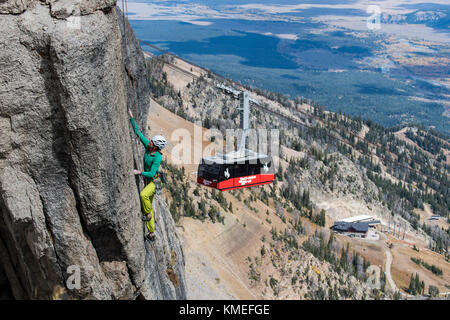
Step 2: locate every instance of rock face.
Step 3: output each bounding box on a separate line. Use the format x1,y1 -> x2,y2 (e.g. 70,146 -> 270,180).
0,0 -> 186,300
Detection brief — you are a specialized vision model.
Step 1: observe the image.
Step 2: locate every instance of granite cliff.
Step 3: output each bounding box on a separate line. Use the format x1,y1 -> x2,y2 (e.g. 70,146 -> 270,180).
0,0 -> 186,300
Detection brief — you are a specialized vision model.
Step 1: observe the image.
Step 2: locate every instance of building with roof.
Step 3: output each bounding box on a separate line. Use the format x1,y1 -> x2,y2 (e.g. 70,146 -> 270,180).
330,221 -> 370,238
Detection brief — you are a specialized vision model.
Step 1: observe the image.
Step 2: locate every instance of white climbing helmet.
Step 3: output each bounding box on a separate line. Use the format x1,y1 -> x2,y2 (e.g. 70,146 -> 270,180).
152,135 -> 167,150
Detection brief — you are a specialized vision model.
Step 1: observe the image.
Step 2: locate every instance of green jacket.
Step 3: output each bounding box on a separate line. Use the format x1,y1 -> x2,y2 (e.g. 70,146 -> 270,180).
130,117 -> 162,179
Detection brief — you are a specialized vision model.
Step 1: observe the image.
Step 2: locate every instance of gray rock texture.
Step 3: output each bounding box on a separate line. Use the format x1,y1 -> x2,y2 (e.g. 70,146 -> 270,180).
0,0 -> 186,300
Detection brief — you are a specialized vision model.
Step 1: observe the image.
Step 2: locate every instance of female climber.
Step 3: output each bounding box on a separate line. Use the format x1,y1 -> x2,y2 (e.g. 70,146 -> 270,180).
128,108 -> 167,242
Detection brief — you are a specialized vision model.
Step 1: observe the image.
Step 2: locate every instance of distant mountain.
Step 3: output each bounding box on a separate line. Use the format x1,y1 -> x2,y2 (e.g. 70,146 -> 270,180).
381,9 -> 449,31
167,0 -> 358,6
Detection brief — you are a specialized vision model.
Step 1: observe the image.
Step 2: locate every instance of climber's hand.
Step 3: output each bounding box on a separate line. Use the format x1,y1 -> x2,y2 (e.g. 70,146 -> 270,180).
128,108 -> 134,118
133,170 -> 141,175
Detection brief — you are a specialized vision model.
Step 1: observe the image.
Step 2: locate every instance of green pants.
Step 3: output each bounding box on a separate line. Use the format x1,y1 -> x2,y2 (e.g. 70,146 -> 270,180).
140,181 -> 155,234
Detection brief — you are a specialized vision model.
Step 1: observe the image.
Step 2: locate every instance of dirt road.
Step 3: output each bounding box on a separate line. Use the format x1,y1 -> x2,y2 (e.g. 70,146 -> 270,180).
385,249 -> 399,293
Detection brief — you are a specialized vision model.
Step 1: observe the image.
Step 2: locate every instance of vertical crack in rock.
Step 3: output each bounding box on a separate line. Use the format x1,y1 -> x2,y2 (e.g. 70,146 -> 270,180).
0,221 -> 28,299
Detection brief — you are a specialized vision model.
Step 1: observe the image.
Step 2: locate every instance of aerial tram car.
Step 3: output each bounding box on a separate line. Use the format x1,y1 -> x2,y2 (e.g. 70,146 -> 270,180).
197,88 -> 275,191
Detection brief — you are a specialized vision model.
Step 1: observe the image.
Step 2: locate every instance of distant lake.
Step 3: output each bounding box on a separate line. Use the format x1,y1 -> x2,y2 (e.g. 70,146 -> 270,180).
164,31 -> 299,69
130,19 -> 449,134
132,19 -> 372,70
279,7 -> 366,17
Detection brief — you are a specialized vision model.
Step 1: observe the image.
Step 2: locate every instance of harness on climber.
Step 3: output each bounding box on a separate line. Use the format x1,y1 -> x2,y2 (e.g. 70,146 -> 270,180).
152,172 -> 165,195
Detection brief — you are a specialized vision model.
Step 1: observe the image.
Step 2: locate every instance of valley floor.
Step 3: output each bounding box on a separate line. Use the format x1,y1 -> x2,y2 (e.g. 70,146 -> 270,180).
146,59 -> 449,298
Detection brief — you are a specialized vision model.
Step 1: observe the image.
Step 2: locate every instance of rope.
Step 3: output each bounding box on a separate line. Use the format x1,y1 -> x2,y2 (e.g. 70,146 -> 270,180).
138,39 -> 448,189
121,0 -> 152,240
126,0 -> 144,136
121,0 -> 144,188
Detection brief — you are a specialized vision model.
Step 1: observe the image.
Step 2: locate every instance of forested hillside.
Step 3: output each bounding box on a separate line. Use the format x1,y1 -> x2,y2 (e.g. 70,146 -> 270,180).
144,54 -> 449,298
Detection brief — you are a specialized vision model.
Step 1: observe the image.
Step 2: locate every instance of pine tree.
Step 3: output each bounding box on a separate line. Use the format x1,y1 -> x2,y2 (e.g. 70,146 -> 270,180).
408,274 -> 415,295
